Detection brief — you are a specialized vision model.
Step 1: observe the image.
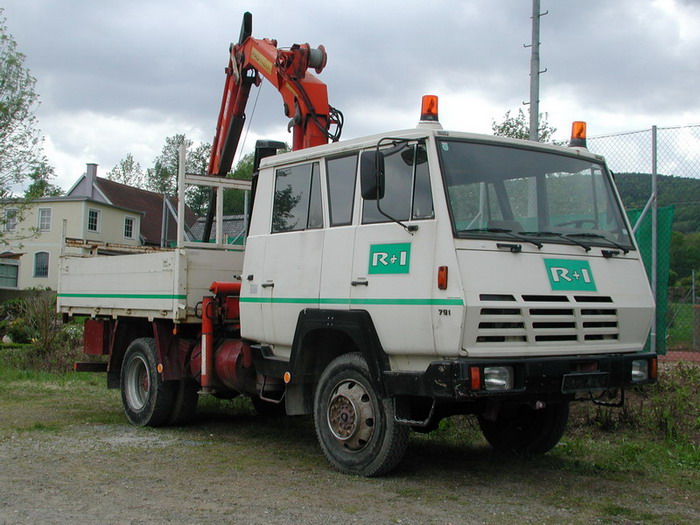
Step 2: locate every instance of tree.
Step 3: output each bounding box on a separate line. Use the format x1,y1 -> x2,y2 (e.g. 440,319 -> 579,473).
223,152 -> 255,215
231,152 -> 254,179
0,9 -> 44,197
23,161 -> 62,198
185,142 -> 212,216
670,231 -> 700,280
492,108 -> 559,143
107,153 -> 145,187
145,134 -> 193,195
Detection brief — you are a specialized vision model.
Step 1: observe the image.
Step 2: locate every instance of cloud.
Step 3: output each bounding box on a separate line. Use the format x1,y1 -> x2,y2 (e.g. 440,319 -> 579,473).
3,0 -> 700,188
40,109 -> 209,188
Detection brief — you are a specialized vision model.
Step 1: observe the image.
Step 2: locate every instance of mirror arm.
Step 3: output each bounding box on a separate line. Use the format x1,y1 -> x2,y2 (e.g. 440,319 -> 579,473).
372,140 -> 418,235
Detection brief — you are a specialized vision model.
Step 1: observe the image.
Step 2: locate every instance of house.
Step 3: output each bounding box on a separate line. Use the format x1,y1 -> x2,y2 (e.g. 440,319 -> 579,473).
1,163 -> 197,290
66,163 -> 198,247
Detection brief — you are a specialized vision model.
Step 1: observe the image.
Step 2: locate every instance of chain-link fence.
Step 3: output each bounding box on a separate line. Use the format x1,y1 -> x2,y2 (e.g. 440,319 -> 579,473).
668,275 -> 699,352
589,125 -> 700,354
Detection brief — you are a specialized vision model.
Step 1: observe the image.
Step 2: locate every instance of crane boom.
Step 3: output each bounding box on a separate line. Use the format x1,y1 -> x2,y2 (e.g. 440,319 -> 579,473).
208,12 -> 340,177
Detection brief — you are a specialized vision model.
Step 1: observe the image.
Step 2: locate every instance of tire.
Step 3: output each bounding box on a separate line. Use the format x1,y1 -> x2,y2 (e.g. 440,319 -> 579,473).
478,402 -> 570,455
313,353 -> 409,477
167,379 -> 199,425
120,338 -> 177,427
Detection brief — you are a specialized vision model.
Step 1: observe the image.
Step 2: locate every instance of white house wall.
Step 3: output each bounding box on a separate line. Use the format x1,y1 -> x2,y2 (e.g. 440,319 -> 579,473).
4,200 -> 142,290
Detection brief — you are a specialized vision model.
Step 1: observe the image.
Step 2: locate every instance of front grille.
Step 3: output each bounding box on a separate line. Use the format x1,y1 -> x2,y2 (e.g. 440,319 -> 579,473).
476,294 -> 619,345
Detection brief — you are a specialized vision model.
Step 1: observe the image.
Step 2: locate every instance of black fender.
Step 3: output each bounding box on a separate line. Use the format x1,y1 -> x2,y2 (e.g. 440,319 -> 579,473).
288,309 -> 390,397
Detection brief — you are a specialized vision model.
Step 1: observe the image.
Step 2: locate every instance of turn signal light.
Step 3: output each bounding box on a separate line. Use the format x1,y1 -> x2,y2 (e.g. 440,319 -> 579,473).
469,366 -> 481,390
569,121 -> 587,148
437,266 -> 448,290
421,95 -> 439,122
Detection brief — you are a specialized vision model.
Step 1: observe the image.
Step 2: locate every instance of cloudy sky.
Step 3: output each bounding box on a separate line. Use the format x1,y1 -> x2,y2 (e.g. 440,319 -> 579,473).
3,0 -> 700,190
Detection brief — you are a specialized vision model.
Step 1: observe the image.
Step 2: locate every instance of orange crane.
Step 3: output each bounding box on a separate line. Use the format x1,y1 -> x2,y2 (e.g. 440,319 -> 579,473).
208,11 -> 343,177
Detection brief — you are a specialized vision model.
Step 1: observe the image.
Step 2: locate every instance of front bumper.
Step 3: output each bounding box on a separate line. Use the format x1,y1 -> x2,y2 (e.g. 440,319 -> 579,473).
383,353 -> 657,400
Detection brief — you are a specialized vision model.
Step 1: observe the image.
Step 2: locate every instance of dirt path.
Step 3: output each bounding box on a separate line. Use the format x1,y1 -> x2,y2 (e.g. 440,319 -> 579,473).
1,389 -> 698,524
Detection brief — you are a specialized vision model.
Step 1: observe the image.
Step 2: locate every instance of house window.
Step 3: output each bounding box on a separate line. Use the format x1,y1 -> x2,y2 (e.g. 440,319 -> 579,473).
124,217 -> 135,239
38,208 -> 52,231
88,209 -> 100,232
0,261 -> 19,288
3,208 -> 18,232
34,252 -> 49,278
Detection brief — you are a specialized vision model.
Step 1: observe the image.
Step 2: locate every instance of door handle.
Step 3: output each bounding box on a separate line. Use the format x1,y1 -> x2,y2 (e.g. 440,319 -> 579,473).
261,281 -> 275,288
351,278 -> 368,287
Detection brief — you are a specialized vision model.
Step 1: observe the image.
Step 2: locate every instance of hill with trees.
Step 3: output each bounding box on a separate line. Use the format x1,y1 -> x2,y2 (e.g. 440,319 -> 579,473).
615,172 -> 700,234
615,173 -> 700,283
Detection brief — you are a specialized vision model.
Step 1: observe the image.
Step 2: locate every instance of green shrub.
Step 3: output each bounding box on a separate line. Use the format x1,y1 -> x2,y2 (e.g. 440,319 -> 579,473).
4,317 -> 32,344
0,295 -> 87,372
20,292 -> 60,355
570,362 -> 700,445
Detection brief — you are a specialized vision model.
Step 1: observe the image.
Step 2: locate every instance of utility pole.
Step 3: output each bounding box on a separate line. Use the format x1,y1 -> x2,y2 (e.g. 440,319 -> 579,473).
526,0 -> 547,141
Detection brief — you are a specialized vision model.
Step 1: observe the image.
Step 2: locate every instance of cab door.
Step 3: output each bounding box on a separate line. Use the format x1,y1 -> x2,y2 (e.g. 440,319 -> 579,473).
260,161 -> 324,355
350,142 -> 438,357
319,154 -> 359,310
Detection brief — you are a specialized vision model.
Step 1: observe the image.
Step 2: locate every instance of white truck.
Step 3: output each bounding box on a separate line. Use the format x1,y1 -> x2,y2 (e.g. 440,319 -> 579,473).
58,14 -> 657,476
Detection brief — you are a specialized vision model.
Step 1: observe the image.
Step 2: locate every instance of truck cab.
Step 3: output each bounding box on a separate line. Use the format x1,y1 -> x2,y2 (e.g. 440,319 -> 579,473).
232,114 -> 656,475
242,120 -> 654,374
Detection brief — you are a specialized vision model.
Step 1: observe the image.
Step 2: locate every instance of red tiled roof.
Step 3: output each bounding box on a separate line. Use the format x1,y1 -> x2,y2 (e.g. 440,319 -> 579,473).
94,177 -> 198,245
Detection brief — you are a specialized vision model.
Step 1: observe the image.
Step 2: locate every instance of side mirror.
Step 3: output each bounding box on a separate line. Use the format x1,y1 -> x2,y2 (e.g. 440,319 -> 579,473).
360,150 -> 385,200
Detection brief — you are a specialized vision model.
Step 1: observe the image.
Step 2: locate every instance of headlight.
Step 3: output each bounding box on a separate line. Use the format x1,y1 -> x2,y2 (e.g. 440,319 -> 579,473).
631,359 -> 649,383
484,366 -> 514,391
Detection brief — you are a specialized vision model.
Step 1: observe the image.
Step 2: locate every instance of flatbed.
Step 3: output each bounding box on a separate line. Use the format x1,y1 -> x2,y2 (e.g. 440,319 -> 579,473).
58,248 -> 244,323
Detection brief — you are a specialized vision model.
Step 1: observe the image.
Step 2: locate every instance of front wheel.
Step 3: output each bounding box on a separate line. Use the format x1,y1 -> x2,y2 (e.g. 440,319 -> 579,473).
478,402 -> 569,455
120,338 -> 177,427
313,353 -> 409,477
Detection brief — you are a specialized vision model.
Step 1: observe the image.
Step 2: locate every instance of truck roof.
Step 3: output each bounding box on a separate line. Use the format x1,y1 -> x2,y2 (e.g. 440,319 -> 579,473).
258,126 -> 606,169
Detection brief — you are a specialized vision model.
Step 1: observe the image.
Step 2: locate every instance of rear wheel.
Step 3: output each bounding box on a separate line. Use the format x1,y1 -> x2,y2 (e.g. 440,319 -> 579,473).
120,338 -> 176,427
314,353 -> 409,477
478,402 -> 569,455
168,378 -> 199,425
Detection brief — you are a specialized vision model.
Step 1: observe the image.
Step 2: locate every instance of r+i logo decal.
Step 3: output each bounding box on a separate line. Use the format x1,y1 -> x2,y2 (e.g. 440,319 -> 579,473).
369,243 -> 411,274
544,258 -> 597,292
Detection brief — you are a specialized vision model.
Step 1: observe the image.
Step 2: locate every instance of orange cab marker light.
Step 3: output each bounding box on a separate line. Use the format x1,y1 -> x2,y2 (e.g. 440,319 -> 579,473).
283,371 -> 292,384
569,121 -> 587,148
421,95 -> 439,122
157,363 -> 164,374
650,358 -> 658,380
437,266 -> 448,290
469,366 -> 481,390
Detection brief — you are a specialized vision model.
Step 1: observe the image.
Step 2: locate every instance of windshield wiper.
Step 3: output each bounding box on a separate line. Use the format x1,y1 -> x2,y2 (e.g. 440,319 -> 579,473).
520,231 -> 592,252
565,233 -> 630,254
460,228 -> 543,249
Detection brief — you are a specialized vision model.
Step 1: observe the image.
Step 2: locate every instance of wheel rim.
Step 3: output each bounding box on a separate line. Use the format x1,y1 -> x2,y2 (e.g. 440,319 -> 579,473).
125,355 -> 149,411
326,379 -> 375,452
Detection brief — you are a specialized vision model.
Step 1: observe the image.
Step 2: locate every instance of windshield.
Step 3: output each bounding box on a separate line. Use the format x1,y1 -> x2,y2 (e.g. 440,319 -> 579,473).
437,139 -> 634,250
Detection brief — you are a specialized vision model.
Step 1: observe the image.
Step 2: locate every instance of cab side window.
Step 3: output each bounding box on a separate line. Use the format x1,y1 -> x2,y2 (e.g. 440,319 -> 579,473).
272,162 -> 322,233
362,144 -> 433,224
326,154 -> 357,226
